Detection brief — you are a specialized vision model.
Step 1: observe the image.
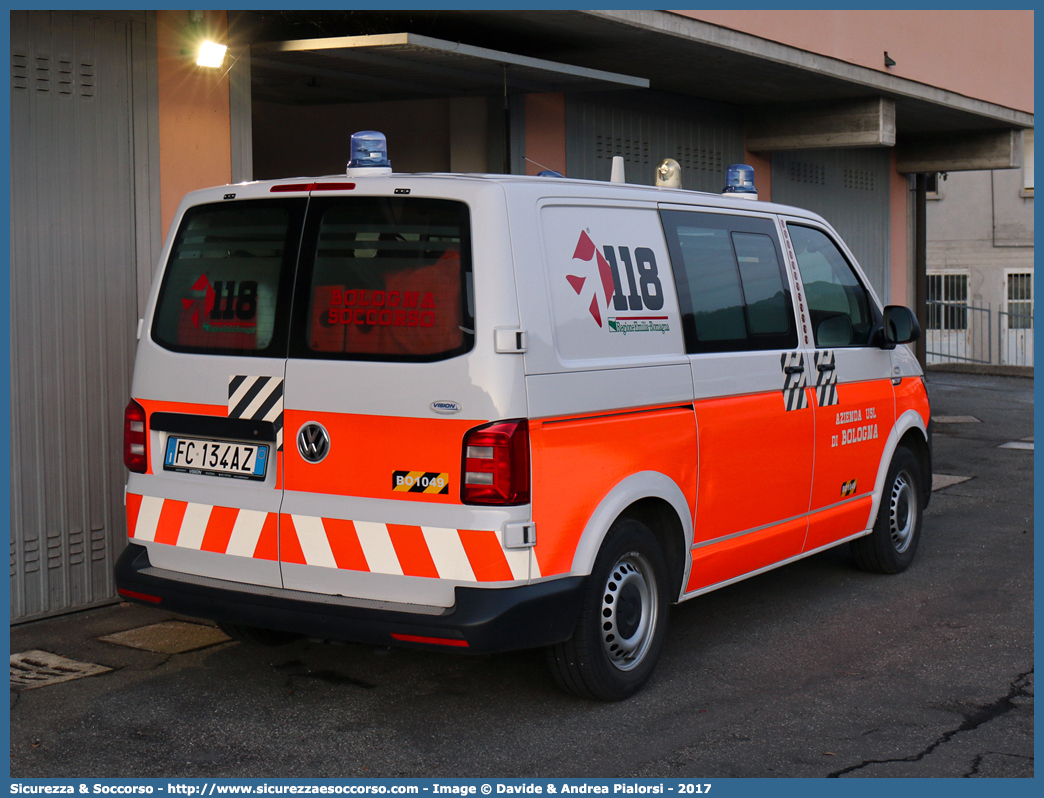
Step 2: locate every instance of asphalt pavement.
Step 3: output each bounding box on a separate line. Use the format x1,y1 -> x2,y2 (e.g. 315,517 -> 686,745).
10,371 -> 1034,778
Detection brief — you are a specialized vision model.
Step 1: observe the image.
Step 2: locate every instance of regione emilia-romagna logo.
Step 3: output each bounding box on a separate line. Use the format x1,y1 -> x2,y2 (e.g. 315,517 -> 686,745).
568,231 -> 671,334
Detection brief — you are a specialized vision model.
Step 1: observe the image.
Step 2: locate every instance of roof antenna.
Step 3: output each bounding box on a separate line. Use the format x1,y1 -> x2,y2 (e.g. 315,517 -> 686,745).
610,156 -> 626,183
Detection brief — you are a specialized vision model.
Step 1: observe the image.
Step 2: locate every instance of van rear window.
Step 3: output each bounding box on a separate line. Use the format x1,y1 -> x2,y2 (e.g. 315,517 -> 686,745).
290,197 -> 474,362
151,200 -> 305,356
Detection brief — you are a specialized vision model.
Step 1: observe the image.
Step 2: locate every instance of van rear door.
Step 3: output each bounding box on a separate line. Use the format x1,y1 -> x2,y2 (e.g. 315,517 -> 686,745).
278,183 -> 532,609
126,193 -> 305,588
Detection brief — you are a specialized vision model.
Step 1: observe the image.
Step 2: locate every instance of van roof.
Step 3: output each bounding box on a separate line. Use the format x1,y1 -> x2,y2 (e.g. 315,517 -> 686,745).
217,171 -> 830,225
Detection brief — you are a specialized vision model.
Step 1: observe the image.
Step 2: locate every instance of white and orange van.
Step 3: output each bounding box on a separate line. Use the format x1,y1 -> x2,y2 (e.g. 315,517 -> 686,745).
117,142 -> 930,700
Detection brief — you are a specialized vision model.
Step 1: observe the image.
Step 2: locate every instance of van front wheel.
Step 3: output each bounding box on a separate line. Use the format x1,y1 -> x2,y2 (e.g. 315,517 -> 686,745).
850,446 -> 924,574
547,518 -> 669,701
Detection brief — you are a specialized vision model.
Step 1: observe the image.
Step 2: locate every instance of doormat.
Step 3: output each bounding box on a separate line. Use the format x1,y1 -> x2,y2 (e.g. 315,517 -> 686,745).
97,620 -> 229,654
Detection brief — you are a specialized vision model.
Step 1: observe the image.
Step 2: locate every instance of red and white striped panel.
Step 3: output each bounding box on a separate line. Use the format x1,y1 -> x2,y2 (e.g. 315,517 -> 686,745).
281,514 -> 534,582
126,494 -> 279,560
125,495 -> 534,581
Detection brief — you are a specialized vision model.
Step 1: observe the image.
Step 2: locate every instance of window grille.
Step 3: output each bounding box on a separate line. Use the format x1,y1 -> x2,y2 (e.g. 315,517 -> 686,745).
927,274 -> 968,330
1007,273 -> 1033,330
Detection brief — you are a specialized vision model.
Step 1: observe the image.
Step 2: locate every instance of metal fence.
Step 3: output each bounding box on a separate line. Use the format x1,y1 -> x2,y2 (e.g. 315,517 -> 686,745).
926,300 -> 1034,367
998,307 -> 1034,366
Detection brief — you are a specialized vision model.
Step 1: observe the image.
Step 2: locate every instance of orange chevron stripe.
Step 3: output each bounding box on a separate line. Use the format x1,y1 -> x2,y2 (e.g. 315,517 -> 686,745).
126,493 -> 143,539
277,515 -> 307,565
322,518 -> 370,572
386,524 -> 439,578
201,506 -> 239,553
458,529 -> 514,582
253,513 -> 279,560
154,500 -> 188,546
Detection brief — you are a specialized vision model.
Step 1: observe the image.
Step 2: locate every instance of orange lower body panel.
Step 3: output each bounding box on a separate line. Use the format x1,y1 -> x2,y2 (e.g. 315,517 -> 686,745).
808,378 -> 895,547
804,496 -> 873,553
282,409 -> 479,502
686,515 -> 808,593
692,390 -> 815,543
894,376 -> 931,425
530,405 -> 698,578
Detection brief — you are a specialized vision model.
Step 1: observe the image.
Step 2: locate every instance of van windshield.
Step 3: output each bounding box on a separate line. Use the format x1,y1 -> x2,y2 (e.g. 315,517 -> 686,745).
151,199 -> 305,356
290,197 -> 474,362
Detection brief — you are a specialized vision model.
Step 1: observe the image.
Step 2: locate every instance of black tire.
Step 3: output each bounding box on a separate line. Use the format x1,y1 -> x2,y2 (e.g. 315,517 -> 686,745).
217,621 -> 302,646
547,518 -> 670,701
850,446 -> 924,574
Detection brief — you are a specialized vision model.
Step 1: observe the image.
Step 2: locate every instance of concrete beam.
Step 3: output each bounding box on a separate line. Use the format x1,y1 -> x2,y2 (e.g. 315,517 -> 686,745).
896,129 -> 1023,173
746,98 -> 895,151
590,10 -> 1034,131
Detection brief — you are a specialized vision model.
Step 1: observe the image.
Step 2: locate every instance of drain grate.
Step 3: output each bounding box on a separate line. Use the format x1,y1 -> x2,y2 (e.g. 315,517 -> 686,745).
97,621 -> 230,654
933,415 -> 981,423
10,650 -> 112,689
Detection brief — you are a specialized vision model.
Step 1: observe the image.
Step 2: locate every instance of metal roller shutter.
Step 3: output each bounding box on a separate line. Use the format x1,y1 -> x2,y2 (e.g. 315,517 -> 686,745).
771,148 -> 892,301
10,10 -> 153,621
565,90 -> 746,192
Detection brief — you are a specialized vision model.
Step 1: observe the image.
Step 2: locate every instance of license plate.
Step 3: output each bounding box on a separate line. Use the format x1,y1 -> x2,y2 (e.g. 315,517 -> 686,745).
163,437 -> 269,480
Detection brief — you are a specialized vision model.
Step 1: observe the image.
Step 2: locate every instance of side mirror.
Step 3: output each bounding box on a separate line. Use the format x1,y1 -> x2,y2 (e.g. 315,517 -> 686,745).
881,305 -> 920,349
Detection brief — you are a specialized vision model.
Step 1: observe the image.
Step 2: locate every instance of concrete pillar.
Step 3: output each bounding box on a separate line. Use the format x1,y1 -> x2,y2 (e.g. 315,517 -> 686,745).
450,97 -> 489,173
914,173 -> 928,367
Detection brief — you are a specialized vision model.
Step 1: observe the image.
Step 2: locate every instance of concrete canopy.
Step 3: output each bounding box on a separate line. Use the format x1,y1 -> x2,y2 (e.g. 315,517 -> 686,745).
237,9 -> 1032,170
249,32 -> 648,105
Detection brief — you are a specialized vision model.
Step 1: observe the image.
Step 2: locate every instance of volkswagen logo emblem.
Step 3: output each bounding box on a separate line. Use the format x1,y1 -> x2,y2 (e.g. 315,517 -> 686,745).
297,422 -> 330,464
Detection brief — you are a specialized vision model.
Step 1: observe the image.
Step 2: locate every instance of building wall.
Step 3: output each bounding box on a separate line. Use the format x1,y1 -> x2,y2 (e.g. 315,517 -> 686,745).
743,148 -> 772,202
525,93 -> 567,176
157,9 -> 232,240
252,97 -> 453,180
672,10 -> 1033,113
927,168 -> 1034,303
926,168 -> 1034,364
449,96 -> 489,173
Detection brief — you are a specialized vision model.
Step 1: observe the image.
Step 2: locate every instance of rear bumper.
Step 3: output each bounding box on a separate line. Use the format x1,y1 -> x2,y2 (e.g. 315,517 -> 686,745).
114,543 -> 584,653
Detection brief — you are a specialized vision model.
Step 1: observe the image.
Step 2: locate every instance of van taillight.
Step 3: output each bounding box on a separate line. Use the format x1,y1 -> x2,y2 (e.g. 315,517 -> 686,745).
461,419 -> 530,505
124,400 -> 147,473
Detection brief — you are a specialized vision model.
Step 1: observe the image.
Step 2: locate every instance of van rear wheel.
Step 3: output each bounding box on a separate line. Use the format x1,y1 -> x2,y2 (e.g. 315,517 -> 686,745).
547,518 -> 669,701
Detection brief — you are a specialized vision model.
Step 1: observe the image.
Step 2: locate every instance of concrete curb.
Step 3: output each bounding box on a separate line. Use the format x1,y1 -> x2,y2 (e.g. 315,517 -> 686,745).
926,363 -> 1033,378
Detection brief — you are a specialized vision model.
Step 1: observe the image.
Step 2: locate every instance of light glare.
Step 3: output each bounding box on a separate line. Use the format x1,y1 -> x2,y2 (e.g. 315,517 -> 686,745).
196,40 -> 227,68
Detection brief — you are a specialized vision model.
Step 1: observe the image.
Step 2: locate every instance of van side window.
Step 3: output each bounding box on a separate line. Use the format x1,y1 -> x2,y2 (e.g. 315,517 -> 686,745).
660,211 -> 796,353
787,224 -> 873,347
151,199 -> 305,356
290,197 -> 474,363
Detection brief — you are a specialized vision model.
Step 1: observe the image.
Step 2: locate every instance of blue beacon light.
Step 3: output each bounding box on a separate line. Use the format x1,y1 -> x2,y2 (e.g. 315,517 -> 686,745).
722,163 -> 758,200
347,130 -> 392,176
